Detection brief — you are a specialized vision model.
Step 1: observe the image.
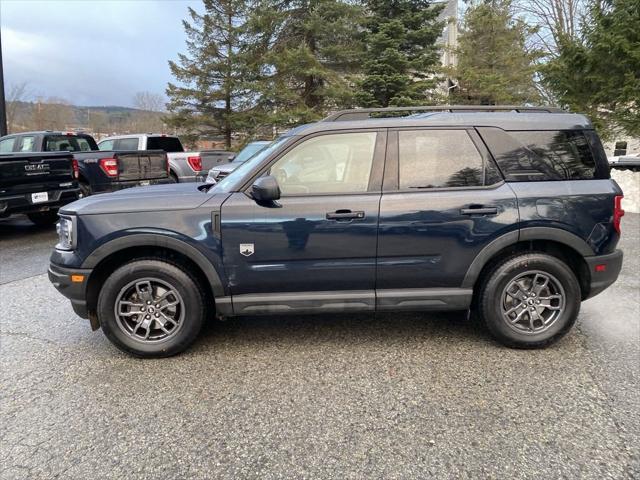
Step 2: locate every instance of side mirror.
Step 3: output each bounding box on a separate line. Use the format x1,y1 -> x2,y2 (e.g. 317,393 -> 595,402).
228,155 -> 236,162
252,175 -> 280,203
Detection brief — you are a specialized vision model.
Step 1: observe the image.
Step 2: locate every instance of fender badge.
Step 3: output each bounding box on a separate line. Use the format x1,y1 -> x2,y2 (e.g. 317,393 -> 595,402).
240,243 -> 254,257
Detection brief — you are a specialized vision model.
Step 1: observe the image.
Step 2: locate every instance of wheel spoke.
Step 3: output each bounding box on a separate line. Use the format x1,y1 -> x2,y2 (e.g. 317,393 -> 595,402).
506,281 -> 528,301
531,274 -> 550,295
539,294 -> 563,310
159,311 -> 177,326
156,289 -> 177,303
528,309 -> 541,331
509,306 -> 529,324
135,281 -> 154,302
159,300 -> 179,310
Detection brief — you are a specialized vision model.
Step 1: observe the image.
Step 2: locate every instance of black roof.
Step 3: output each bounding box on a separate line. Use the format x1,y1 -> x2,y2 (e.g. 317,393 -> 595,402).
285,107 -> 592,137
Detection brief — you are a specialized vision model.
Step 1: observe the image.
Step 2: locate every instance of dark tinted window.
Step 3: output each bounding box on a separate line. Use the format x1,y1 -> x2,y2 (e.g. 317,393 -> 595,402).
478,128 -> 608,181
45,135 -> 97,152
146,136 -> 184,152
510,130 -> 597,180
398,130 -> 500,189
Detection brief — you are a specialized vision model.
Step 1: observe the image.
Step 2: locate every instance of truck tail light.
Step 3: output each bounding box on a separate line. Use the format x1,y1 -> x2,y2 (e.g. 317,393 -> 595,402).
72,158 -> 79,179
99,158 -> 119,177
187,155 -> 202,172
613,195 -> 624,234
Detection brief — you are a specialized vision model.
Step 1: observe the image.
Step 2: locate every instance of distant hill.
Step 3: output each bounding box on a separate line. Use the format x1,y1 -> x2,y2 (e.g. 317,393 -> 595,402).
6,101 -> 167,137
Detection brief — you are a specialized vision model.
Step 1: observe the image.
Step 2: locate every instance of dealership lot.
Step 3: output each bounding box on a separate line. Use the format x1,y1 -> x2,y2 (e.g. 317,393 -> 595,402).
1,215 -> 638,479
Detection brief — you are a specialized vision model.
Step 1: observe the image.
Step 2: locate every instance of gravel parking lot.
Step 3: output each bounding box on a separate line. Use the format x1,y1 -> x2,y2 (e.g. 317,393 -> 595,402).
1,214 -> 638,479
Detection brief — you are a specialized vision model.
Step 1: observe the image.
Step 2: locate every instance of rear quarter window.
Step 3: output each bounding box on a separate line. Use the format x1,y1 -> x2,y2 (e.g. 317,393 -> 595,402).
478,128 -> 609,181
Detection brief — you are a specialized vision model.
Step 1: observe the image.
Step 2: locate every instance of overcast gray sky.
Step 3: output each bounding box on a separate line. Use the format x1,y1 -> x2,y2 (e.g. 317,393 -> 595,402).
1,0 -> 200,107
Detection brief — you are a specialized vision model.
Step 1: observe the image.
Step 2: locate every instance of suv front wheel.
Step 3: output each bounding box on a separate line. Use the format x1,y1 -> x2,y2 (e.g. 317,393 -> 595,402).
97,259 -> 205,357
478,252 -> 581,348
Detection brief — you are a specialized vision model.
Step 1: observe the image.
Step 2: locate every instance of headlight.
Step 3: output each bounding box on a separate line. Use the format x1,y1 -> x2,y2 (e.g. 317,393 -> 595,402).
56,215 -> 77,250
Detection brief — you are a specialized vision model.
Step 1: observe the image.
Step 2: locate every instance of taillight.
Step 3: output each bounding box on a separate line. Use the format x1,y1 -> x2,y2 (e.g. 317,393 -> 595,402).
187,155 -> 202,172
613,195 -> 624,234
72,159 -> 79,179
99,158 -> 119,177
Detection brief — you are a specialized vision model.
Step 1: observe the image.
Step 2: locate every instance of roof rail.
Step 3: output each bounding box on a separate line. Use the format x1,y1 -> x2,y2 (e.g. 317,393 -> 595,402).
322,105 -> 565,122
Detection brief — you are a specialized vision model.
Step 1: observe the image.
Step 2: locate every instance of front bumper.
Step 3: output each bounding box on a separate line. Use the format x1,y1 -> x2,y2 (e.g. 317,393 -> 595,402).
0,188 -> 79,217
585,249 -> 623,299
48,263 -> 92,319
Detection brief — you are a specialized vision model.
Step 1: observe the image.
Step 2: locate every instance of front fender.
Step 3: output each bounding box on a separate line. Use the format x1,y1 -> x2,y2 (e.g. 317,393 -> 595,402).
82,231 -> 226,298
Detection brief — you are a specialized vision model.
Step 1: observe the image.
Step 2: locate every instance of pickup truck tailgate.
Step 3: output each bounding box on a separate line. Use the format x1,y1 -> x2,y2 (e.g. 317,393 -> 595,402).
116,151 -> 168,181
0,152 -> 75,193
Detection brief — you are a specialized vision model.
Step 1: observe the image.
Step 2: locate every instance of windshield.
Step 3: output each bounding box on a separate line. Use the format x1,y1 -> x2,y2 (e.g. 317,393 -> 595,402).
209,137 -> 290,193
233,142 -> 269,163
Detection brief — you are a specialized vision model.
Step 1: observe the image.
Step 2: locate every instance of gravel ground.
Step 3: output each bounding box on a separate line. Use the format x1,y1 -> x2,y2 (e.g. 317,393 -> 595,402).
0,214 -> 638,479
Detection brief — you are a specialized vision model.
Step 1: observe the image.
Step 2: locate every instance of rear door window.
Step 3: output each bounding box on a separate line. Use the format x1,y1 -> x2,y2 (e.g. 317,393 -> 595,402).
98,139 -> 114,151
398,129 -> 500,189
114,138 -> 140,150
19,136 -> 35,152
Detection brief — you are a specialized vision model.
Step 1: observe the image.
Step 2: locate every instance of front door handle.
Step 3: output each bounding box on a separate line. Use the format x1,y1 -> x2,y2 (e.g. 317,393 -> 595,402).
326,210 -> 365,221
460,206 -> 498,216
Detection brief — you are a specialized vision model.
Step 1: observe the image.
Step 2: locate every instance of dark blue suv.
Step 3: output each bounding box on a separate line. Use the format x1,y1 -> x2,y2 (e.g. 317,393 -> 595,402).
48,106 -> 624,357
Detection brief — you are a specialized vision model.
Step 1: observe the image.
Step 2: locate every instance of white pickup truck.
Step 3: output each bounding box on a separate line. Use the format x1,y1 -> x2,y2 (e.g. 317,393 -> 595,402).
98,134 -> 234,182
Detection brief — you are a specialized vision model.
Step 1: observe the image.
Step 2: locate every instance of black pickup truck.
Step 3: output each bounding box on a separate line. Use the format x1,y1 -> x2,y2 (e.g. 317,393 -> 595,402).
0,151 -> 79,225
0,132 -> 171,197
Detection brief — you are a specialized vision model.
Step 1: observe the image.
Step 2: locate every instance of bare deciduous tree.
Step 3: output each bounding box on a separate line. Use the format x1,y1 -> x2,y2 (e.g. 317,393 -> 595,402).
515,0 -> 586,57
133,91 -> 166,112
6,82 -> 29,132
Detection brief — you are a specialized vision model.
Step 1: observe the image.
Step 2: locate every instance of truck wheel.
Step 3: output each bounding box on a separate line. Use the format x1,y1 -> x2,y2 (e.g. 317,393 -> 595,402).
478,252 -> 581,348
169,172 -> 179,183
27,210 -> 59,227
79,181 -> 92,198
97,259 -> 205,357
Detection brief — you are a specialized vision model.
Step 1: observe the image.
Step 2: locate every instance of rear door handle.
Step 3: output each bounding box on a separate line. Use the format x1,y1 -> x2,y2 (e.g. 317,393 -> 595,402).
460,206 -> 498,216
326,210 -> 365,221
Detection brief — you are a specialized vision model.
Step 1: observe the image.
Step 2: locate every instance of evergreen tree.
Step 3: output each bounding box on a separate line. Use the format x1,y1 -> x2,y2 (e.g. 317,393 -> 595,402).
245,0 -> 364,127
543,0 -> 639,137
356,0 -> 445,107
453,0 -> 541,105
166,0 -> 251,148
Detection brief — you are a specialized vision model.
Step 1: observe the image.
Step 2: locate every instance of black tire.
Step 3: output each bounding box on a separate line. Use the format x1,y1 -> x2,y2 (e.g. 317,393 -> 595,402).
79,181 -> 92,198
97,259 -> 205,357
478,252 -> 581,349
169,171 -> 179,183
26,210 -> 59,227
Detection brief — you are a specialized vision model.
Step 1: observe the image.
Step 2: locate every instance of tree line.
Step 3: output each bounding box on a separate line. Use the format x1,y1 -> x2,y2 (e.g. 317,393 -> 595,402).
166,0 -> 639,147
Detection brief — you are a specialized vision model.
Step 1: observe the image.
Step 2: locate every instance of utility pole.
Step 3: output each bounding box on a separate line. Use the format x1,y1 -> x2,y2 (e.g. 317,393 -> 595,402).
0,28 -> 7,136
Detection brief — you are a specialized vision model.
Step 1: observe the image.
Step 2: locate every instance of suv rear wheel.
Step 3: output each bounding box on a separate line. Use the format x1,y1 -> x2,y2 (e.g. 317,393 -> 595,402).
478,252 -> 581,348
97,259 -> 205,357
